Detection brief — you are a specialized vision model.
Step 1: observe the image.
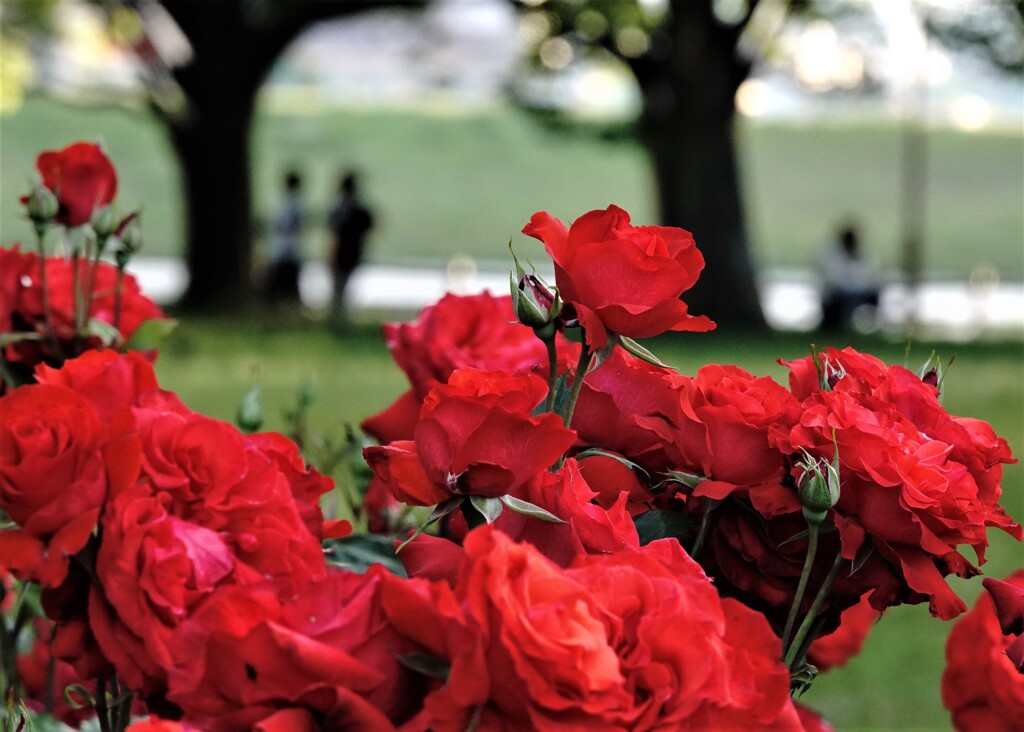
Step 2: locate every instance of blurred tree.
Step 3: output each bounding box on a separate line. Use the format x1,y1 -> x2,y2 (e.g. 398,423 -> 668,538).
515,0 -> 1022,328
103,0 -> 418,309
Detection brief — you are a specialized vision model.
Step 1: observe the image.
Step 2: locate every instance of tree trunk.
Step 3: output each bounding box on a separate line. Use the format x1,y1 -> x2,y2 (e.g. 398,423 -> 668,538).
158,0 -> 396,310
170,94 -> 255,309
633,4 -> 765,328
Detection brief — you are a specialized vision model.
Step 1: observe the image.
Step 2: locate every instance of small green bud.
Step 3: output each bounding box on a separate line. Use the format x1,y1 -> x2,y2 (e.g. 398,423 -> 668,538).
26,183 -> 59,223
796,450 -> 840,525
92,205 -> 119,237
116,213 -> 142,253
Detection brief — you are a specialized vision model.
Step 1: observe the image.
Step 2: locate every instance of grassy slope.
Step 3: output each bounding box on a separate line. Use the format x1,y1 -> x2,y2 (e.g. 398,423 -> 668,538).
2,97 -> 1022,280
155,314 -> 1023,731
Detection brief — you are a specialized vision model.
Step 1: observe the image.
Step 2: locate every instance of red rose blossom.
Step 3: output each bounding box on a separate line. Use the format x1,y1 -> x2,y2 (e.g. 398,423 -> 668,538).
32,142 -> 118,227
365,368 -> 576,505
774,347 -> 1021,620
523,205 -> 714,349
167,570 -> 422,731
362,292 -> 578,444
942,570 -> 1024,730
382,527 -> 803,731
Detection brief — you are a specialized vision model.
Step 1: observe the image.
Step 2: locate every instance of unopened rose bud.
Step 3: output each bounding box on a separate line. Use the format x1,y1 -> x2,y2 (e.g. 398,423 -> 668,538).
25,183 -> 59,223
92,205 -> 119,237
796,450 -> 840,525
511,272 -> 562,337
116,213 -> 142,253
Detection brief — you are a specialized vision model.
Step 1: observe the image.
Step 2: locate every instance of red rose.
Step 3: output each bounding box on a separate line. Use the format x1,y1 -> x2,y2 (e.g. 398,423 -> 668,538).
523,205 -> 714,349
89,487 -> 237,694
942,570 -> 1024,730
35,349 -> 164,421
167,570 -> 420,731
982,576 -> 1024,672
638,364 -> 801,490
570,347 -> 679,474
2,247 -> 167,368
363,292 -> 578,444
496,458 -> 639,566
383,527 -> 802,731
775,349 -> 1021,620
32,142 -> 118,227
365,369 -> 576,505
0,383 -> 107,537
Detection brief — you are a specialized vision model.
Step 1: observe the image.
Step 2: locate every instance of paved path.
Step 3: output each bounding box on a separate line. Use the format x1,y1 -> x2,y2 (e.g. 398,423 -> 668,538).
127,258 -> 1024,340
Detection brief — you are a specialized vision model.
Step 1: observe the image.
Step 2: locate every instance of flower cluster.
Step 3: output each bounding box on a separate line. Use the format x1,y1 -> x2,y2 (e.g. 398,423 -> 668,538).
1,142 -> 167,391
1,151 -> 1020,731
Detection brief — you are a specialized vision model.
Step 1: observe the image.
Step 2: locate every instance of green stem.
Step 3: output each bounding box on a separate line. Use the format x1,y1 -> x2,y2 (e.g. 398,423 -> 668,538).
784,550 -> 845,670
33,224 -> 62,357
95,677 -> 111,732
782,523 -> 820,653
690,497 -> 721,558
543,336 -> 558,414
113,265 -> 125,332
561,341 -> 592,429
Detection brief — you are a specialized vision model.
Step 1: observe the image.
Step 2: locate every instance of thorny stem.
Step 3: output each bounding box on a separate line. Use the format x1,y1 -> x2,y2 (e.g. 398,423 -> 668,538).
782,523 -> 820,653
784,550 -> 845,670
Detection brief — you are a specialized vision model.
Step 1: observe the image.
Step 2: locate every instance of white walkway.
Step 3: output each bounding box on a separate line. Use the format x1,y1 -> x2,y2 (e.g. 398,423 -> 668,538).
126,257 -> 1024,341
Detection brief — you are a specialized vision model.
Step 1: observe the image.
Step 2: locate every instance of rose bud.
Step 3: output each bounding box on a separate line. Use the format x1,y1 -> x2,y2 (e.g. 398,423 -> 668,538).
92,205 -> 119,238
25,183 -> 59,223
511,271 -> 562,337
796,450 -> 840,525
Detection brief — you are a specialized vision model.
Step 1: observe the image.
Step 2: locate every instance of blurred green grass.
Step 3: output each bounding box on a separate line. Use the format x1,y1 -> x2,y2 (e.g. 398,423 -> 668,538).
154,313 -> 1023,731
2,97 -> 1021,280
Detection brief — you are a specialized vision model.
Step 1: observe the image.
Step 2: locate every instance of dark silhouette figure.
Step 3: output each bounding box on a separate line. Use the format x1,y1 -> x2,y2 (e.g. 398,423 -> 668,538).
328,172 -> 374,328
266,170 -> 303,302
819,224 -> 880,330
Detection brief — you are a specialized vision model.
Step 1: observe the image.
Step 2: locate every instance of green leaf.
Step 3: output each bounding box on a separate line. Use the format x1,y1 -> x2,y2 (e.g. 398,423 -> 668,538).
86,317 -> 121,346
326,534 -> 407,577
575,449 -> 651,480
126,317 -> 178,352
850,538 -> 874,577
63,684 -> 95,710
395,497 -> 464,554
660,470 -> 706,490
469,495 -> 504,524
398,652 -> 452,681
633,509 -> 695,546
499,494 -> 566,523
618,335 -> 670,368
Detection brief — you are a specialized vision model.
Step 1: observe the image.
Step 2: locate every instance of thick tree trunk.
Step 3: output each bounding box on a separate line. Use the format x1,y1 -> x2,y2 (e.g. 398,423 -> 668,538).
633,4 -> 765,328
158,0 -> 395,310
170,99 -> 255,309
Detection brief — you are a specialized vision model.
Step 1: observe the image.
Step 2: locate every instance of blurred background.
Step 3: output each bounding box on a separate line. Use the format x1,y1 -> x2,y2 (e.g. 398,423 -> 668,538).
1,2 -> 1022,729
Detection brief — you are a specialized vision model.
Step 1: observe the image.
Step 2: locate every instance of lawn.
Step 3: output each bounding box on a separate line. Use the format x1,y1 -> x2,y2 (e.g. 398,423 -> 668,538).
154,312 -> 1024,732
2,96 -> 1022,280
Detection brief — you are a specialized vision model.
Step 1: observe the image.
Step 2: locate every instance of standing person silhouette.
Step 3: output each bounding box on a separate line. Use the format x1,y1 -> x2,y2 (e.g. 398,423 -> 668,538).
266,170 -> 304,303
818,223 -> 880,330
328,171 -> 374,330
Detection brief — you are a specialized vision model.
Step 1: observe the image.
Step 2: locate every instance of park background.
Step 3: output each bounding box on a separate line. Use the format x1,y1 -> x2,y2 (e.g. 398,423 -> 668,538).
1,1 -> 1022,729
